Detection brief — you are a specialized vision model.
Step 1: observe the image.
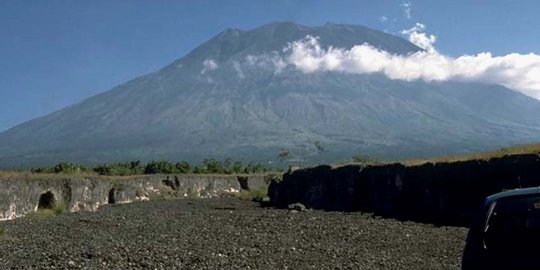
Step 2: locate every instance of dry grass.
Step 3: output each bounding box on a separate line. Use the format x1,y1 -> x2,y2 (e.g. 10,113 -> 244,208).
330,142 -> 540,170
0,171 -> 100,180
0,170 -> 34,179
403,143 -> 540,166
0,170 -> 276,180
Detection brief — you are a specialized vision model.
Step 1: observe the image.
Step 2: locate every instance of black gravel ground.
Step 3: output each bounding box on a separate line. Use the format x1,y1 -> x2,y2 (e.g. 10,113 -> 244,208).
0,198 -> 468,269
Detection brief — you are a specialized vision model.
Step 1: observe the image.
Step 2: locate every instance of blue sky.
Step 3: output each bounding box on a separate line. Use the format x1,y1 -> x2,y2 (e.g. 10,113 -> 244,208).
1,0 -> 540,132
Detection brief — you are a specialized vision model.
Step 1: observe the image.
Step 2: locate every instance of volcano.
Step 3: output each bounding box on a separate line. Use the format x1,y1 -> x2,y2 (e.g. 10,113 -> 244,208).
2,22 -> 540,168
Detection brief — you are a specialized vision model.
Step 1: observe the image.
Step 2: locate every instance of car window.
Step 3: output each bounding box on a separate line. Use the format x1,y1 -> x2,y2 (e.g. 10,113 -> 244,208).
484,196 -> 540,251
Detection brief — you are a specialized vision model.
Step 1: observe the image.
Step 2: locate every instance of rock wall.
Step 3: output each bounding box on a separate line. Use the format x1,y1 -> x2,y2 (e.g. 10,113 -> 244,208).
0,173 -> 273,221
269,154 -> 540,226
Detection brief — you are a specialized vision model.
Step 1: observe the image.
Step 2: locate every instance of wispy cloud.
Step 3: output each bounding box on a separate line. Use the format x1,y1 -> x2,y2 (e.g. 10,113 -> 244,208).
379,16 -> 388,23
282,28 -> 540,99
401,2 -> 412,19
245,52 -> 287,73
201,58 -> 218,74
232,60 -> 245,79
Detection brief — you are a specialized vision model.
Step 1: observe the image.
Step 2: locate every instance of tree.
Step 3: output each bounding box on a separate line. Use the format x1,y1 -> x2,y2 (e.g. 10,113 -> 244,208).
193,165 -> 205,174
144,161 -> 177,174
232,161 -> 243,174
53,162 -> 87,174
203,159 -> 225,174
129,161 -> 144,175
175,160 -> 192,173
313,141 -> 325,153
278,149 -> 291,162
243,162 -> 268,174
222,158 -> 232,173
93,161 -> 143,176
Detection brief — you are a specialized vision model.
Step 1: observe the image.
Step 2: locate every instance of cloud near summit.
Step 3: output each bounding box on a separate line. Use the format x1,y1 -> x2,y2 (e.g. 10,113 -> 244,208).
280,24 -> 540,100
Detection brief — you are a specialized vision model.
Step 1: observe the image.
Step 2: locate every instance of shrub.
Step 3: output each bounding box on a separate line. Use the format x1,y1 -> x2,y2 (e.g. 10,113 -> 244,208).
31,167 -> 54,173
203,159 -> 225,174
94,161 -> 144,176
53,162 -> 88,174
32,162 -> 87,174
144,161 -> 178,174
52,201 -> 66,215
231,161 -> 243,174
28,159 -> 275,176
243,162 -> 268,174
175,160 -> 192,173
26,200 -> 66,218
237,187 -> 268,203
192,166 -> 206,174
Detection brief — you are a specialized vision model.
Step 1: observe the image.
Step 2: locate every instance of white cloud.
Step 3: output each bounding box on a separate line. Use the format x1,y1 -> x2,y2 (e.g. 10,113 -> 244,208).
232,61 -> 245,79
282,32 -> 540,100
201,58 -> 218,74
206,24 -> 540,100
401,2 -> 412,19
379,16 -> 388,23
400,23 -> 437,53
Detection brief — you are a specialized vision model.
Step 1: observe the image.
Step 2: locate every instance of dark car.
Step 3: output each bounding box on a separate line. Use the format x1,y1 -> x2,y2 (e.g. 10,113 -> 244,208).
463,187 -> 540,269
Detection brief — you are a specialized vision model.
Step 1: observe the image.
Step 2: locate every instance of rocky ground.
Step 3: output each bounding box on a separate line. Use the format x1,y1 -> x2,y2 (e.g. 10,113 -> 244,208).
0,198 -> 468,269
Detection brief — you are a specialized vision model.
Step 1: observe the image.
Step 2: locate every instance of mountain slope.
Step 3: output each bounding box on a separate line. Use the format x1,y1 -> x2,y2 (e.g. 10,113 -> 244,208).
2,22 -> 540,168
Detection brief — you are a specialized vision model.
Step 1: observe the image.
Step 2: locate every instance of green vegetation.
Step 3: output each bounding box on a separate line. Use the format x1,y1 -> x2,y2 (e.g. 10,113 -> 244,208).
25,198 -> 66,218
176,160 -> 192,173
52,201 -> 67,215
29,159 -> 277,176
94,161 -> 144,176
236,187 -> 268,203
144,161 -> 177,174
32,161 -> 90,174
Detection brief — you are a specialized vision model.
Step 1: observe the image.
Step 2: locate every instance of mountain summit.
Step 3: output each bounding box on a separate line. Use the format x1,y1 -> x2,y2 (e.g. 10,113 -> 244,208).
2,22 -> 540,167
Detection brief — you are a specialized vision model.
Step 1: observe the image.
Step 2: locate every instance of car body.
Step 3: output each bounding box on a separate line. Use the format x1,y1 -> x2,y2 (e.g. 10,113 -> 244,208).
463,187 -> 540,269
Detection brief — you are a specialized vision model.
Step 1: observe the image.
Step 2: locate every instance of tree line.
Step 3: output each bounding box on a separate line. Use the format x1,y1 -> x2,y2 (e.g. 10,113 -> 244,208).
31,159 -> 275,176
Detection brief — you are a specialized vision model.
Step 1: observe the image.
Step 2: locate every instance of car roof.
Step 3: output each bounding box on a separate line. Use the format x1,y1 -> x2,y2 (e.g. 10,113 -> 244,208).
486,186 -> 540,204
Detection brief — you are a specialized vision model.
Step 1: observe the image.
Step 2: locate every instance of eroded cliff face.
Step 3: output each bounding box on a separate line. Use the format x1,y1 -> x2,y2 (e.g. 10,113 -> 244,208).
269,154 -> 540,226
0,174 -> 272,220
